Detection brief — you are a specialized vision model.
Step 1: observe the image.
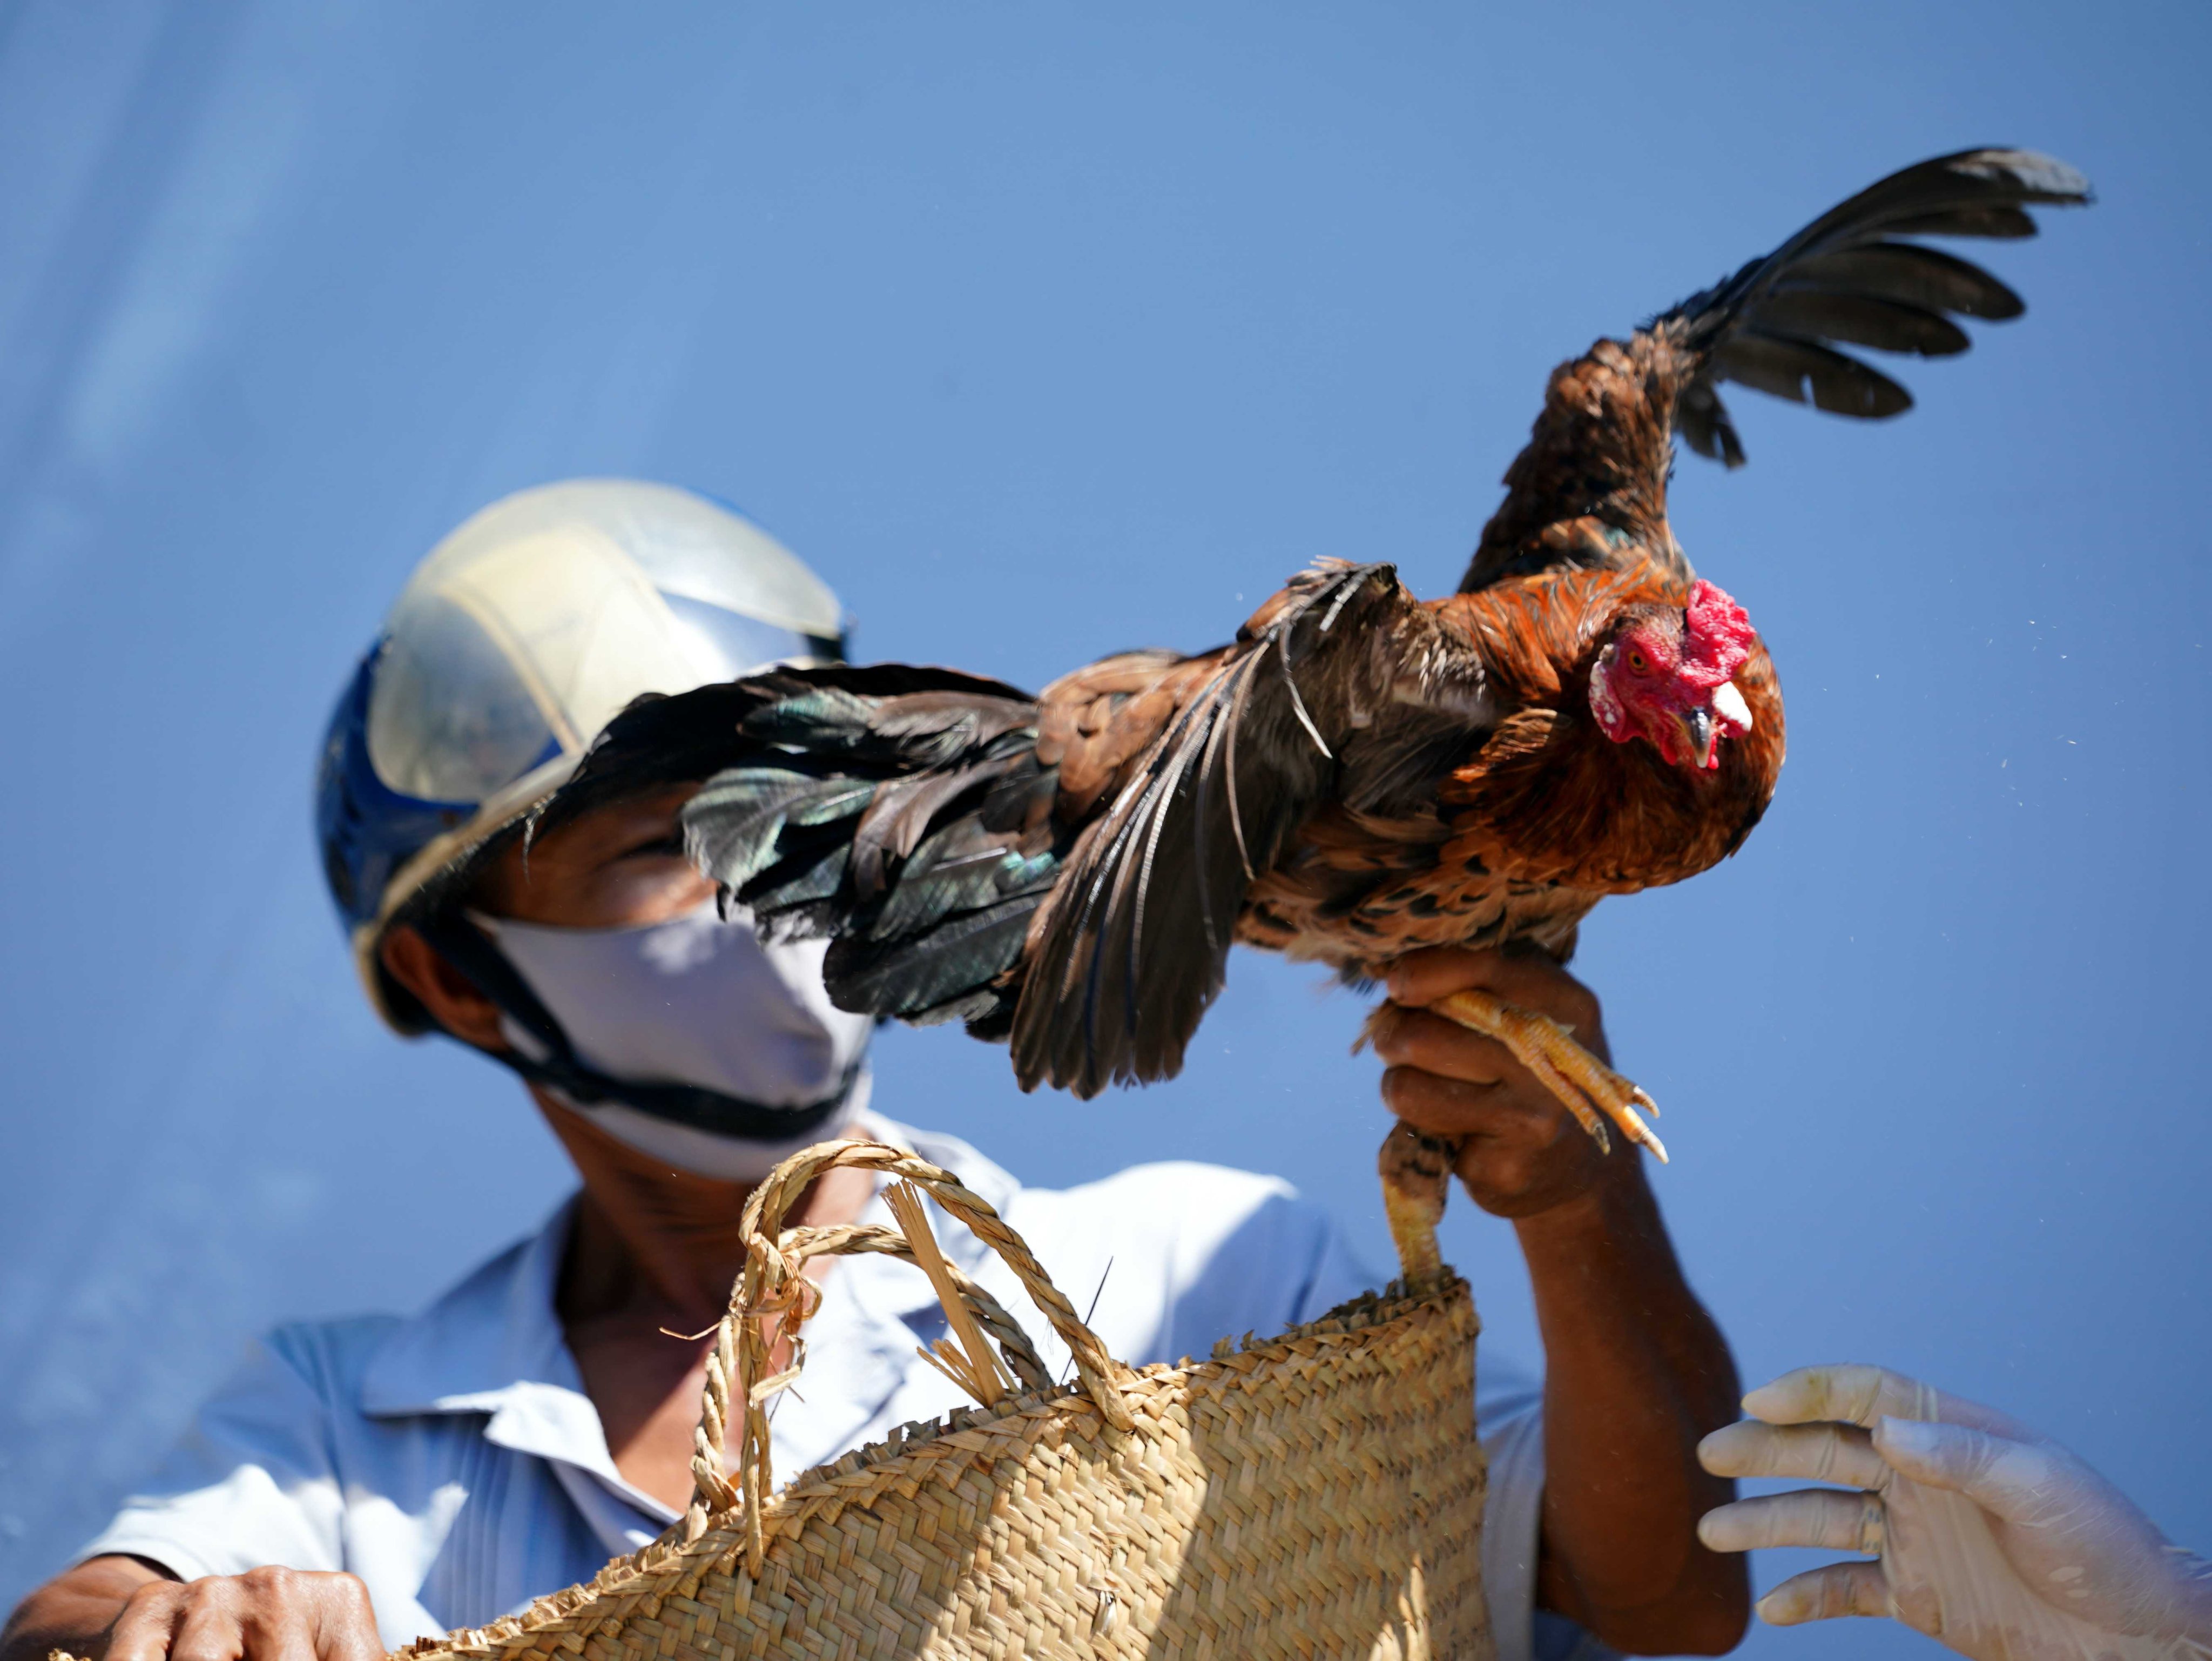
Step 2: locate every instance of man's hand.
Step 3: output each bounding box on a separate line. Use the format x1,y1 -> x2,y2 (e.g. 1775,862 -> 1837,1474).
1366,945 -> 1749,1655
1370,946 -> 1623,1218
1,1557 -> 383,1661
1700,1364 -> 2212,1661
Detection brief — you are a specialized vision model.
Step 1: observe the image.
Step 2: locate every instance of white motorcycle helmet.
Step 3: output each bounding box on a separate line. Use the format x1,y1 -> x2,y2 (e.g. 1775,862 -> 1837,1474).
316,478 -> 863,1142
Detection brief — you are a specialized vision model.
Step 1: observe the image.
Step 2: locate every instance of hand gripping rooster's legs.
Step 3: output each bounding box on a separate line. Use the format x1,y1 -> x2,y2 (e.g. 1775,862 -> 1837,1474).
1358,987 -> 1665,1160
1430,990 -> 1667,1163
540,150 -> 2089,1165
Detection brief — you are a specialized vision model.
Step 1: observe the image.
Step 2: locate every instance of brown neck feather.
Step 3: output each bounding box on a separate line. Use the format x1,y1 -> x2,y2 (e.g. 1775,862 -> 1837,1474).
1441,643 -> 1785,895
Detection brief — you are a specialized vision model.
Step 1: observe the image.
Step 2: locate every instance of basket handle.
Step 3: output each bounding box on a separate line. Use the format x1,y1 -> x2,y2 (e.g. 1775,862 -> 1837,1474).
774,1219 -> 1057,1393
685,1129 -> 1457,1562
684,1139 -> 1137,1559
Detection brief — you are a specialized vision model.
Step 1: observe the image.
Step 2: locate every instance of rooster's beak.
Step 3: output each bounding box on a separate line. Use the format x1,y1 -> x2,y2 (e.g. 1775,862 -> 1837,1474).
1670,705 -> 1719,770
1669,682 -> 1753,770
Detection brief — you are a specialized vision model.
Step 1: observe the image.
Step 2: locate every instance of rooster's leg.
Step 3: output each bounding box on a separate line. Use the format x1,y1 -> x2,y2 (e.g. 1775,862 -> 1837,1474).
1431,988 -> 1669,1164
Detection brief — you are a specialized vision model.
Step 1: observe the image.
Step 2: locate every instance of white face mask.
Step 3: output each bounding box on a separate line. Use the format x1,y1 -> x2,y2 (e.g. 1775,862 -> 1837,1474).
470,903 -> 875,1180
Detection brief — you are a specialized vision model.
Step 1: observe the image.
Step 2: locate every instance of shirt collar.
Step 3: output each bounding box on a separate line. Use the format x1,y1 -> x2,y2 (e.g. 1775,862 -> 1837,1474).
358,1194 -> 630,1483
358,1196 -> 576,1415
356,1116 -> 1024,1505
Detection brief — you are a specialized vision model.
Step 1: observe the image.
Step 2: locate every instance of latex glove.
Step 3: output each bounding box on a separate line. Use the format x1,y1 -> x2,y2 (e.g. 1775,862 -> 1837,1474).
1697,1364 -> 2212,1661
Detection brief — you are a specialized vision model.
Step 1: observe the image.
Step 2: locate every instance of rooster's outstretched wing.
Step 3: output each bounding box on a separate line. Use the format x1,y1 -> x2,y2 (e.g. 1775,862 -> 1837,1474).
541,564 -> 1487,1098
1013,563 -> 1483,1096
1462,147 -> 2092,593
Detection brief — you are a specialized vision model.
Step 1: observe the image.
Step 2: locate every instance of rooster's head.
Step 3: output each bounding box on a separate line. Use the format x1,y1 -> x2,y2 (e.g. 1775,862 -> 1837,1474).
1587,580 -> 1758,771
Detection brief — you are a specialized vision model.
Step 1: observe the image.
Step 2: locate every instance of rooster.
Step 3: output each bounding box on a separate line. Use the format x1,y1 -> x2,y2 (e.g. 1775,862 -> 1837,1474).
541,149 -> 2088,1178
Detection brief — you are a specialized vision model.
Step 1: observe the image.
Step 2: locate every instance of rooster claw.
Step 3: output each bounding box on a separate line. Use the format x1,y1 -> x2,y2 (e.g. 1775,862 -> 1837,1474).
1430,988 -> 1669,1163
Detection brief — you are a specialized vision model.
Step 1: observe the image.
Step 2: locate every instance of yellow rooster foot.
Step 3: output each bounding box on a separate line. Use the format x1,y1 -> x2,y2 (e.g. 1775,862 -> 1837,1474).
1431,988 -> 1668,1164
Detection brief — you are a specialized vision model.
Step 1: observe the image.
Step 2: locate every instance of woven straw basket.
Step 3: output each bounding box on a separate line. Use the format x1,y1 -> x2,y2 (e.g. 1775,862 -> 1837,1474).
398,1129 -> 1491,1659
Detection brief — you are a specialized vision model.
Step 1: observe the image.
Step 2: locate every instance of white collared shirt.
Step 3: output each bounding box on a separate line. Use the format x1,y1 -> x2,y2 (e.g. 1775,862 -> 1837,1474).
84,1119 -> 1567,1660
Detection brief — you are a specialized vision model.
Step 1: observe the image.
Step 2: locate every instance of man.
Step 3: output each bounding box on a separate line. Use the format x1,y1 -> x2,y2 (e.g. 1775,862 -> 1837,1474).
3,480 -> 1747,1661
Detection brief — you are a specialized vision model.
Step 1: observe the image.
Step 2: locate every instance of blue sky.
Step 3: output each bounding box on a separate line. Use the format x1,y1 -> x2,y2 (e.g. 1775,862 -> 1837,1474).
1,5 -> 2206,1656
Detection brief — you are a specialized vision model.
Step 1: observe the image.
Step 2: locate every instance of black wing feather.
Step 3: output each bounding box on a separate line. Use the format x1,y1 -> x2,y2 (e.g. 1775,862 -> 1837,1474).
1665,147 -> 2091,465
1708,333 -> 1914,418
1778,246 -> 2024,320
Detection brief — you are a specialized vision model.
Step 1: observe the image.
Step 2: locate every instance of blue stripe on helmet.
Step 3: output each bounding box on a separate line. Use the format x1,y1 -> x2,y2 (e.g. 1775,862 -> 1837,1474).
314,643 -> 556,931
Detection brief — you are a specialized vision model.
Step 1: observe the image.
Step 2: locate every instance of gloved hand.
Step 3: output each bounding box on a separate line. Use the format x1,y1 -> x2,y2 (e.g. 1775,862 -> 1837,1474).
1696,1364 -> 2212,1661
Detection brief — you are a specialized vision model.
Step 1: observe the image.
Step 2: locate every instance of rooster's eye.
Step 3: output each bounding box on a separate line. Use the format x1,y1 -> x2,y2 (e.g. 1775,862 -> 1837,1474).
1626,648 -> 1651,675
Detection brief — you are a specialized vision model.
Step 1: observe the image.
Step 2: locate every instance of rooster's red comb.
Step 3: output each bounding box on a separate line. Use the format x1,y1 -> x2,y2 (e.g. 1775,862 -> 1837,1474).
1681,580 -> 1756,689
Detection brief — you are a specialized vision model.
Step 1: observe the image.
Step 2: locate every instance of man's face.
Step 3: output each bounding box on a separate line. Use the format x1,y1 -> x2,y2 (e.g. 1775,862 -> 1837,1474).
475,785 -> 714,928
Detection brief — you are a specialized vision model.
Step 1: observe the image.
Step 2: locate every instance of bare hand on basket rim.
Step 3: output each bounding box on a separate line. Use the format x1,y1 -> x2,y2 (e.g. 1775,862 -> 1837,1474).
1370,947 -> 1631,1219
1,1556 -> 385,1661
